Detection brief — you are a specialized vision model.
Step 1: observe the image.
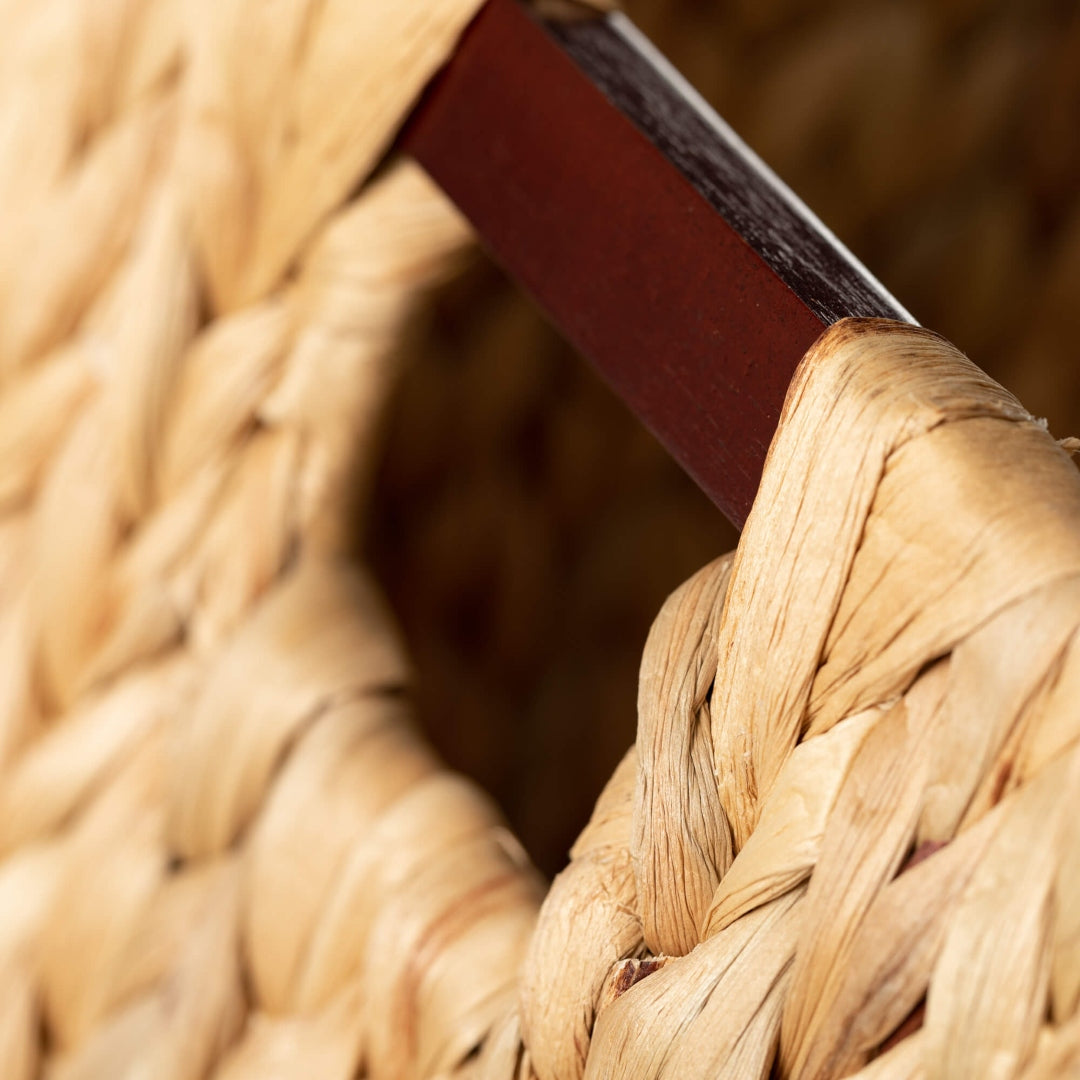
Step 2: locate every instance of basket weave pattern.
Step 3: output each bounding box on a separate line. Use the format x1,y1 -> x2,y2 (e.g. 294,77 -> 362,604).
3,1 -> 1080,1078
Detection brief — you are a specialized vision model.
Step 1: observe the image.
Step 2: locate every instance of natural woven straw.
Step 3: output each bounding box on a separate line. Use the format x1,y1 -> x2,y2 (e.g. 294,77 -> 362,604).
3,2 -> 1080,1079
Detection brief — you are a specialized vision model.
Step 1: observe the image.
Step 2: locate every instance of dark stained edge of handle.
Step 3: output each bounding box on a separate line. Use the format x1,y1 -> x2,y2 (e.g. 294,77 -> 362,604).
400,0 -> 914,527
547,12 -> 915,327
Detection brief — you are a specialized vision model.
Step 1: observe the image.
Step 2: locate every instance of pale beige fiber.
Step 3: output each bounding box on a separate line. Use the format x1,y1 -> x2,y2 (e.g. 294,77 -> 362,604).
513,319 -> 1080,1080
2,1 -> 1080,1078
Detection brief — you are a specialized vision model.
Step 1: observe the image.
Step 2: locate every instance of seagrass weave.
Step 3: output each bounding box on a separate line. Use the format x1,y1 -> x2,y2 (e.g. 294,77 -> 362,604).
3,1 -> 1080,1079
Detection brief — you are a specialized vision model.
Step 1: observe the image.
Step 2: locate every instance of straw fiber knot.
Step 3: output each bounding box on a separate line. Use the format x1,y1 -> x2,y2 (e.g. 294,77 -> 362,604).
3,1 -> 1080,1079
514,319 -> 1080,1080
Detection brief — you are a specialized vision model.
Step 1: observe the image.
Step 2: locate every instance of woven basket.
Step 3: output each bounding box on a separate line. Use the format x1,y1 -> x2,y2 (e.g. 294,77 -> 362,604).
2,1 -> 1080,1078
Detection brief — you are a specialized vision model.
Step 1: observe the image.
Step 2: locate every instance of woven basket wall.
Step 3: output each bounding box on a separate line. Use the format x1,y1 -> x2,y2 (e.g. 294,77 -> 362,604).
2,0 -> 1080,1077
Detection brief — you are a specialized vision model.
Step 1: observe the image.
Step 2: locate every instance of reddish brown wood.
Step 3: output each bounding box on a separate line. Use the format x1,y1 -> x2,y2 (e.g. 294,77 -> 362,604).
401,0 -> 831,527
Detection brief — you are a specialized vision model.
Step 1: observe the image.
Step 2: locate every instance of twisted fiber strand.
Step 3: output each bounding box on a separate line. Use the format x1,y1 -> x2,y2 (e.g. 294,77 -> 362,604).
513,320 -> 1080,1080
3,1 -> 1080,1079
0,0 -> 557,1076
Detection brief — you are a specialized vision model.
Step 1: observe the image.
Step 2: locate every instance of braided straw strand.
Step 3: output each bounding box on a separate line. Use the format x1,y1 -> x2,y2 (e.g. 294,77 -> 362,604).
509,319 -> 1080,1079
3,0 -> 1080,1076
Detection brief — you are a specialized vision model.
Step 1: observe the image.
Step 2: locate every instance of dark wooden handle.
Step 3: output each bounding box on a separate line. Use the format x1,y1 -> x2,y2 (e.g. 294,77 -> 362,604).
400,0 -> 911,528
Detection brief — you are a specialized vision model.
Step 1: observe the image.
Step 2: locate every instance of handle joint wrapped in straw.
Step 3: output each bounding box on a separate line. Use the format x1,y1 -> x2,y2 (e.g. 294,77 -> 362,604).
2,0 -> 1079,1077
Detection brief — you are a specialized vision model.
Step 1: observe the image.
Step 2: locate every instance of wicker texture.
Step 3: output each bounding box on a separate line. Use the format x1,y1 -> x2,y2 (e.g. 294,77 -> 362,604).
509,320 -> 1080,1080
0,1 -> 538,1075
3,1 -> 1080,1078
